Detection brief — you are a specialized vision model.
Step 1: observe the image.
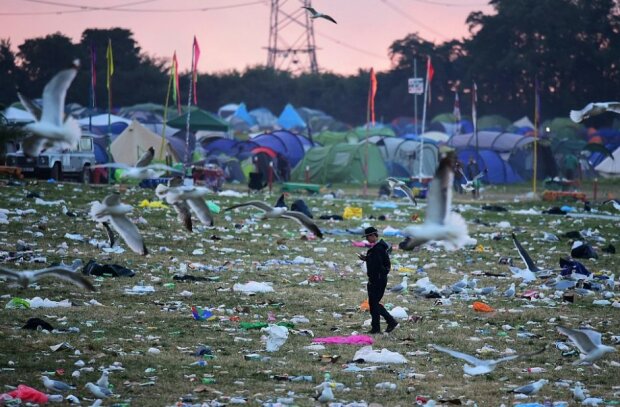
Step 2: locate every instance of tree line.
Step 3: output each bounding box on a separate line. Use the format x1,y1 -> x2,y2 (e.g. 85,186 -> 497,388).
1,0 -> 619,127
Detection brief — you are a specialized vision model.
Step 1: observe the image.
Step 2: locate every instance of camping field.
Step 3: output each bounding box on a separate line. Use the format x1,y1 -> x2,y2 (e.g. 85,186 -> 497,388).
0,179 -> 619,406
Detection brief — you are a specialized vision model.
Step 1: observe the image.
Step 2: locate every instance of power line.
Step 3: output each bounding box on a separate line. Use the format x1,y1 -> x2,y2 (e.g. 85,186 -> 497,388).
379,0 -> 449,40
1,0 -> 266,15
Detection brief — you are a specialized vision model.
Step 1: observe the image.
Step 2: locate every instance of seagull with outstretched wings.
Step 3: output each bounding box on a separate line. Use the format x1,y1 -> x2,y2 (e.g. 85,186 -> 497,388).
225,200 -> 323,238
17,60 -> 81,157
386,177 -> 417,206
302,6 -> 337,24
399,152 -> 470,250
0,263 -> 94,291
90,193 -> 148,255
570,102 -> 620,123
156,177 -> 214,231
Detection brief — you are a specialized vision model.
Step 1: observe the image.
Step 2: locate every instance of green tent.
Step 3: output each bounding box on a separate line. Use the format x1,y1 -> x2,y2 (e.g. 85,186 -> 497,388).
314,131 -> 358,145
477,115 -> 512,131
167,108 -> 229,132
291,142 -> 388,185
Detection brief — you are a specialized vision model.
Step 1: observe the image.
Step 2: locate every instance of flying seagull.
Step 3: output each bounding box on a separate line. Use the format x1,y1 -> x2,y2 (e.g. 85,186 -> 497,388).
17,60 -> 81,157
510,379 -> 548,395
510,233 -> 556,281
399,152 -> 470,250
135,146 -> 155,168
155,178 -> 214,231
0,264 -> 94,291
431,344 -> 545,376
89,193 -> 148,255
570,102 -> 620,123
225,200 -> 323,238
92,163 -> 181,181
602,199 -> 620,211
457,167 -> 488,192
302,6 -> 337,24
557,326 -> 616,365
386,177 -> 417,206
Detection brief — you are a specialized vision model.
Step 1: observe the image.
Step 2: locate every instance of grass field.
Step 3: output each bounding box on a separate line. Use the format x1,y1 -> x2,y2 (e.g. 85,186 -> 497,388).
0,178 -> 619,406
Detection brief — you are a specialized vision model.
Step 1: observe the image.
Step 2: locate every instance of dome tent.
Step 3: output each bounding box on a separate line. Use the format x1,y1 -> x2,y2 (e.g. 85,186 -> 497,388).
291,142 -> 388,185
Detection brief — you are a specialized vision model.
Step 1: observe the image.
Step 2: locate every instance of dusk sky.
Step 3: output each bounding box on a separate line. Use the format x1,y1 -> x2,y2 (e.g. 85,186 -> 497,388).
1,0 -> 494,75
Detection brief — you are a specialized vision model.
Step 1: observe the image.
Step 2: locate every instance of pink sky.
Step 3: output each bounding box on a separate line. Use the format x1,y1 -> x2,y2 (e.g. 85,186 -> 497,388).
1,0 -> 493,75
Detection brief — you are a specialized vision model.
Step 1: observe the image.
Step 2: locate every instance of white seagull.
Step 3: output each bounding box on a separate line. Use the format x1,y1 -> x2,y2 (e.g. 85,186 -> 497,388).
457,167 -> 488,192
302,6 -> 337,24
89,194 -> 148,255
17,60 -> 81,157
85,382 -> 112,399
0,264 -> 94,291
399,152 -> 470,250
510,233 -> 551,282
225,200 -> 323,238
389,275 -> 408,294
431,344 -> 544,376
92,162 -> 181,181
570,102 -> 620,123
510,379 -> 548,395
503,282 -> 516,298
602,199 -> 620,211
155,178 -> 214,231
96,370 -> 110,389
386,177 -> 417,206
42,376 -> 76,392
557,326 -> 616,365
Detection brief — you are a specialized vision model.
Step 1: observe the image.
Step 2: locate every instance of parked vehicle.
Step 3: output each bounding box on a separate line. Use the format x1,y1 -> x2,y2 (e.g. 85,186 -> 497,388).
5,134 -> 96,182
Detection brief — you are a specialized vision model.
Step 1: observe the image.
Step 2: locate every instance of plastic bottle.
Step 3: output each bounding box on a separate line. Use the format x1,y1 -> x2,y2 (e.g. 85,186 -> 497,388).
526,367 -> 546,373
375,382 -> 397,390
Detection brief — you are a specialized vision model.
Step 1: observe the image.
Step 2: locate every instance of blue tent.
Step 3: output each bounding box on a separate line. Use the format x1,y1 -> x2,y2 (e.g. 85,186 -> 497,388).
234,103 -> 257,126
277,104 -> 306,130
252,130 -> 313,167
457,149 -> 523,184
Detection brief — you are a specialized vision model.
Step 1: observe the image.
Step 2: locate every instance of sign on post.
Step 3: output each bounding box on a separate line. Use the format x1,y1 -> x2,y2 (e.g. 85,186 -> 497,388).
408,77 -> 424,95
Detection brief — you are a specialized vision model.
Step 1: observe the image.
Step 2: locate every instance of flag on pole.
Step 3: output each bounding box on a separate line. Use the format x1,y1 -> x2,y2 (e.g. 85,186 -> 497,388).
90,43 -> 96,108
106,39 -> 114,90
453,90 -> 461,135
192,36 -> 200,105
368,68 -> 378,125
472,82 -> 478,132
426,56 -> 434,105
172,51 -> 181,114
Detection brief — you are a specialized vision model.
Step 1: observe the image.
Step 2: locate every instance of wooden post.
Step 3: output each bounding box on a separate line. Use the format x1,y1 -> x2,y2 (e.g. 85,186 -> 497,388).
593,178 -> 598,201
268,161 -> 273,194
305,165 -> 310,183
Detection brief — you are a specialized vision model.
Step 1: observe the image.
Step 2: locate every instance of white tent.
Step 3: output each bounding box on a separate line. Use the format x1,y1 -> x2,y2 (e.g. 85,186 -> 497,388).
594,146 -> 620,178
110,120 -> 178,165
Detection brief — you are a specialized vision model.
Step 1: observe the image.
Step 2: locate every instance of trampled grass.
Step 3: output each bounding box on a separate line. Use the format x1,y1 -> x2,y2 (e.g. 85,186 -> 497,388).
0,179 -> 618,406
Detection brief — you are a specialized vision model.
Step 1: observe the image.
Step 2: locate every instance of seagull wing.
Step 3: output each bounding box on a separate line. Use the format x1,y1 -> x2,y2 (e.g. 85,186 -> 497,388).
102,193 -> 122,207
135,148 -> 154,167
145,163 -> 182,173
186,198 -> 214,227
41,65 -> 78,127
224,201 -> 273,212
280,211 -> 323,238
0,267 -> 21,281
432,344 -> 485,366
557,326 -> 598,354
171,202 -> 193,232
395,185 -> 417,206
109,214 -> 148,255
320,14 -> 337,24
424,155 -> 454,225
17,92 -> 42,121
570,102 -> 620,123
457,167 -> 470,183
32,266 -> 95,291
511,233 -> 540,272
92,163 -> 131,170
302,6 -> 318,15
512,382 -> 537,394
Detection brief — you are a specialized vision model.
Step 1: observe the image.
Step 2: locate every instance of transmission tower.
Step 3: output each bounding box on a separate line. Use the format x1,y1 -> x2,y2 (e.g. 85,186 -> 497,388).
266,0 -> 319,74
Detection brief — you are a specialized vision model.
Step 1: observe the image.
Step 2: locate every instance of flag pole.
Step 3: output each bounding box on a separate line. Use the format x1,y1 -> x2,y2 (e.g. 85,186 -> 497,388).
419,58 -> 430,180
473,81 -> 478,160
159,58 -> 174,161
533,77 -> 539,194
105,39 -> 114,184
89,42 -> 95,133
185,41 -> 196,174
364,79 -> 371,197
412,54 -> 418,135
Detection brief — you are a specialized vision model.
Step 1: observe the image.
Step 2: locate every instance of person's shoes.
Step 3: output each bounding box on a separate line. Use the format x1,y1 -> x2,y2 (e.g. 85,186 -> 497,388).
367,329 -> 381,334
385,322 -> 399,333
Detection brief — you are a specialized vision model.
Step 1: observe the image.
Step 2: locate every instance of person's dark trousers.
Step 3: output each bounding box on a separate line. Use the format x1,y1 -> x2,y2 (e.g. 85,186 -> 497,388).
367,279 -> 397,331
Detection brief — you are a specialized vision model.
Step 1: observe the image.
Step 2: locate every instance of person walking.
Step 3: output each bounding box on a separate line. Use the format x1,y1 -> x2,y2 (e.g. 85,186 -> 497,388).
357,227 -> 398,334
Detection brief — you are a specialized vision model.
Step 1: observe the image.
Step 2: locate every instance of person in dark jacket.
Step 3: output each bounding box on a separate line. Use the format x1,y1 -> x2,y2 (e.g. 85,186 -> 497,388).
357,227 -> 398,334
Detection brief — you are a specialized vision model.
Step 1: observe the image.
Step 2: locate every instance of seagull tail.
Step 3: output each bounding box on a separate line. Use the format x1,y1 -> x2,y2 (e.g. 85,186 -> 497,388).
62,117 -> 81,149
444,212 -> 471,250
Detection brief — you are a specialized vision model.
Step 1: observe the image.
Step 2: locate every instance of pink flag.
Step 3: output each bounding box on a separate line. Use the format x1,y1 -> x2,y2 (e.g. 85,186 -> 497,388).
192,36 -> 201,105
368,68 -> 378,125
172,52 -> 181,114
